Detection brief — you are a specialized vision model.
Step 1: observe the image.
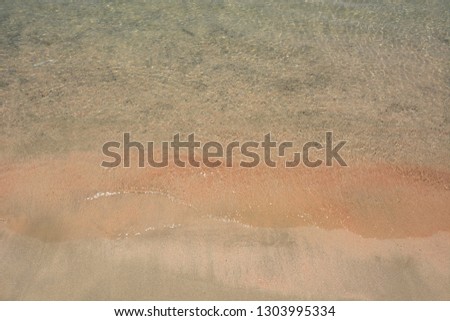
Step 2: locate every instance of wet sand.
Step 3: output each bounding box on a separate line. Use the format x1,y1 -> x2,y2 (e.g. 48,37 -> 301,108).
1,0 -> 449,299
0,153 -> 449,299
1,153 -> 450,241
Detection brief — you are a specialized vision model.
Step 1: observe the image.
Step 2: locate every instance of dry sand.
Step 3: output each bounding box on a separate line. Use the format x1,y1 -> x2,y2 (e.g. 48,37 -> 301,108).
0,0 -> 449,299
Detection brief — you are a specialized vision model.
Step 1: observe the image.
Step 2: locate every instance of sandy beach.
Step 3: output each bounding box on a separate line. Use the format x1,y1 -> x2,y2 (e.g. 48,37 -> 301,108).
1,0 -> 449,299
